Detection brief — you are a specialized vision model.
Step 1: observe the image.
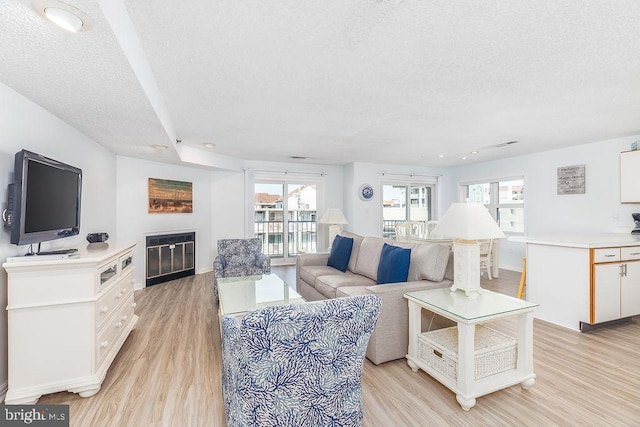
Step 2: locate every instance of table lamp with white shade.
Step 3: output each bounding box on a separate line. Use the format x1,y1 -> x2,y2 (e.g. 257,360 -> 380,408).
430,202 -> 506,296
319,208 -> 348,248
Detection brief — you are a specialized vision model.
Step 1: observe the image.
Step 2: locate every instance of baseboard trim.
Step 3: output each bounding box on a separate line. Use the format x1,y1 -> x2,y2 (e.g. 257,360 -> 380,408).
499,265 -> 523,273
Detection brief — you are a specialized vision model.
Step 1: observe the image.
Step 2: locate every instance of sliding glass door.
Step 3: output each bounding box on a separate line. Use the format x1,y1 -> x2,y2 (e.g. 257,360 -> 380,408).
254,181 -> 317,263
382,182 -> 435,239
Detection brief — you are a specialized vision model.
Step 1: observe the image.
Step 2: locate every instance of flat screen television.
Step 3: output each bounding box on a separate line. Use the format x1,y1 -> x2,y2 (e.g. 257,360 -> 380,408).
6,150 -> 82,246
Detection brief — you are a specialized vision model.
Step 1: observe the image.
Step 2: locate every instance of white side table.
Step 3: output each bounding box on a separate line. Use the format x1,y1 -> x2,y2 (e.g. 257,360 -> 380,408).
404,288 -> 538,410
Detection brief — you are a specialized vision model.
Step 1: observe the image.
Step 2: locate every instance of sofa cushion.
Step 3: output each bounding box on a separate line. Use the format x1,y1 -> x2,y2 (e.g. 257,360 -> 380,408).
407,243 -> 451,282
299,265 -> 343,288
315,273 -> 376,299
377,243 -> 411,284
327,235 -> 354,272
353,237 -> 389,281
339,231 -> 364,272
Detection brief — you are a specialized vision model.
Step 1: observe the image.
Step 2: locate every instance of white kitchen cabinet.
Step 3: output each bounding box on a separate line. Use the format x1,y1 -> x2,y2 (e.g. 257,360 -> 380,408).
620,150 -> 640,203
516,234 -> 640,331
2,242 -> 138,404
591,246 -> 640,324
621,261 -> 640,317
593,263 -> 622,323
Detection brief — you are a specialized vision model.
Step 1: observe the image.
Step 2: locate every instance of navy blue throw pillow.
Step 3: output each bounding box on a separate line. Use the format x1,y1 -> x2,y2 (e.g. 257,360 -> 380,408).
327,235 -> 354,272
377,243 -> 411,284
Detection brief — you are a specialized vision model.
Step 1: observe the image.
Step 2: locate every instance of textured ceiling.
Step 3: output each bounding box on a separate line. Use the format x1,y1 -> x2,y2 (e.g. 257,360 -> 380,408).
1,0 -> 640,169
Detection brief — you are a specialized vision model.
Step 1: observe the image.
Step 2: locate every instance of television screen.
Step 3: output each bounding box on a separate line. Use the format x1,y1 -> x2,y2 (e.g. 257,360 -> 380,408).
7,150 -> 82,246
24,160 -> 80,233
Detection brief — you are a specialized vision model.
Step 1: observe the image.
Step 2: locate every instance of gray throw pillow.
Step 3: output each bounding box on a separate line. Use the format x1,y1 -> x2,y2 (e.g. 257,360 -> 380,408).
407,243 -> 451,282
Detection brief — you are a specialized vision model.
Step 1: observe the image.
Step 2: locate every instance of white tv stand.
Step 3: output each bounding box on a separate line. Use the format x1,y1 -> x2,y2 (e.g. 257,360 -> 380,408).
2,242 -> 138,404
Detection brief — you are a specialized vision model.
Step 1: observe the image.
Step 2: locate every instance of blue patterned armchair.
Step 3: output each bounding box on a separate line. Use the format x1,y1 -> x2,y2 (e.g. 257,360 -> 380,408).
213,238 -> 271,300
221,295 -> 382,427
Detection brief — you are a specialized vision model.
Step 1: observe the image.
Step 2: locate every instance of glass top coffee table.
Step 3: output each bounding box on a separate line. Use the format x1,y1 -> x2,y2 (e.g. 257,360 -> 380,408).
217,273 -> 305,319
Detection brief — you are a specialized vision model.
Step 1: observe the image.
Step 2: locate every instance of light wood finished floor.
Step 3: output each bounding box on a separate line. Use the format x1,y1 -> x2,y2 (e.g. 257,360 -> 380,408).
38,268 -> 640,426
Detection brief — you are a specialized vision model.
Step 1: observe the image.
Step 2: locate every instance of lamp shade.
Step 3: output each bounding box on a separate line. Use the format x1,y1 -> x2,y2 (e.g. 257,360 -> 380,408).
319,208 -> 348,225
430,202 -> 505,240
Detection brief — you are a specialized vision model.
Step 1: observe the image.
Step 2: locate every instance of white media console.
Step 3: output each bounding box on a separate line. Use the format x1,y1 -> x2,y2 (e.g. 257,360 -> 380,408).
2,242 -> 138,404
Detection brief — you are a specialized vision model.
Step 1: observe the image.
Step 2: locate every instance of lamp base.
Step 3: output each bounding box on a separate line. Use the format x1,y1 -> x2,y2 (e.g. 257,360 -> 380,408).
449,240 -> 482,297
328,225 -> 342,249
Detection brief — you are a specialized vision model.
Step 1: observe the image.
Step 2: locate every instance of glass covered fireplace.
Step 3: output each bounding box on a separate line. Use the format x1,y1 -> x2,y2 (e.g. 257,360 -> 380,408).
146,231 -> 195,286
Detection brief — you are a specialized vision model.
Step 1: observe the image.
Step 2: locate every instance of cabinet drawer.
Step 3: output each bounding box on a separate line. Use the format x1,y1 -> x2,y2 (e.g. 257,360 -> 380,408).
119,251 -> 134,274
593,248 -> 620,263
621,246 -> 640,261
97,312 -> 120,363
119,295 -> 136,332
95,282 -> 123,329
98,259 -> 119,289
95,270 -> 134,329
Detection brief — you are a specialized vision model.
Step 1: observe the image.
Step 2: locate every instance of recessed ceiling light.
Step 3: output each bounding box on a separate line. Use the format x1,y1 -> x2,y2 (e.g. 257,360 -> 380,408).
203,143 -> 214,149
438,154 -> 445,158
461,156 -> 468,160
44,7 -> 83,32
151,144 -> 167,151
471,151 -> 479,155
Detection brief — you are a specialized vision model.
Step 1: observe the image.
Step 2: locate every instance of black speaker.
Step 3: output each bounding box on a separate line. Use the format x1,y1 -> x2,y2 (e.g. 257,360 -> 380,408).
86,232 -> 109,243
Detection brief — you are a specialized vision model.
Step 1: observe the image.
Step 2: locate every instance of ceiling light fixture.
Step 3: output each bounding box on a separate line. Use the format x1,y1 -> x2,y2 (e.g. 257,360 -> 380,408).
461,156 -> 468,160
203,143 -> 214,149
44,7 -> 84,32
438,154 -> 445,158
471,151 -> 479,155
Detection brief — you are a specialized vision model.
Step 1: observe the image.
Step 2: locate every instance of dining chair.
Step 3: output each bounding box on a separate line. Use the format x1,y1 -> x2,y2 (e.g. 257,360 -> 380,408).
479,239 -> 494,280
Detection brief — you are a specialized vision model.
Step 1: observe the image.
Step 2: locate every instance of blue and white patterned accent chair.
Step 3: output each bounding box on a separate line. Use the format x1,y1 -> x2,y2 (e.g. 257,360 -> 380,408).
213,238 -> 271,300
221,294 -> 382,427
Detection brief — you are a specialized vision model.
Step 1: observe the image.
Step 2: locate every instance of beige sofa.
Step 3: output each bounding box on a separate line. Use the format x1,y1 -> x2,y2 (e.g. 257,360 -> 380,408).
296,231 -> 455,365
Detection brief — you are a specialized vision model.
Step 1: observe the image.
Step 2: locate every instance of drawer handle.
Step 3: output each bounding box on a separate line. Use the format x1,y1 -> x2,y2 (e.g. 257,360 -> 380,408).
100,340 -> 109,348
115,293 -> 122,299
132,302 -> 137,309
101,306 -> 109,314
433,349 -> 443,359
629,252 -> 640,256
116,322 -> 122,328
604,254 -> 616,257
121,314 -> 128,322
121,287 -> 127,293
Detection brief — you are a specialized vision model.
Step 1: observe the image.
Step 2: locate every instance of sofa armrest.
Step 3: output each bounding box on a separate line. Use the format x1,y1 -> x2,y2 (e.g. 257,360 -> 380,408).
255,253 -> 271,273
296,252 -> 330,267
221,315 -> 243,425
362,280 -> 453,365
213,254 -> 225,280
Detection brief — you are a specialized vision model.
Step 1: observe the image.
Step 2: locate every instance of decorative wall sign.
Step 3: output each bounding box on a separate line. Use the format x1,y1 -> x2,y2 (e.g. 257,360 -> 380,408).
148,178 -> 193,213
359,184 -> 374,201
557,165 -> 585,195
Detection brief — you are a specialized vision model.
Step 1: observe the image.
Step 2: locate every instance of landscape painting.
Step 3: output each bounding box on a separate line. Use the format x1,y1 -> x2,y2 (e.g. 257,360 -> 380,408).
148,178 -> 193,213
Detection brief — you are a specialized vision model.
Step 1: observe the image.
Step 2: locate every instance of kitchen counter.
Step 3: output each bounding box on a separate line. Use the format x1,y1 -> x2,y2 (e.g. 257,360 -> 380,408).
514,234 -> 640,331
509,233 -> 640,249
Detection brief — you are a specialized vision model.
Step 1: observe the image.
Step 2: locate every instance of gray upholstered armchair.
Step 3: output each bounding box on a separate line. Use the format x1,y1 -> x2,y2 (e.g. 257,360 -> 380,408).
213,238 -> 271,300
221,294 -> 382,427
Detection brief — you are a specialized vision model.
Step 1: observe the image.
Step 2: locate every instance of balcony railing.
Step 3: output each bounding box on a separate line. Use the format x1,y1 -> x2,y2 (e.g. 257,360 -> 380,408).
255,220 -> 317,258
382,220 -> 404,239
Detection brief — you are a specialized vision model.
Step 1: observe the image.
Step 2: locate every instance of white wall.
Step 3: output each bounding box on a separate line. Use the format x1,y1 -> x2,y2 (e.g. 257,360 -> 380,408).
116,156 -> 213,287
0,82 -> 117,399
343,162 -> 452,236
448,134 -> 640,270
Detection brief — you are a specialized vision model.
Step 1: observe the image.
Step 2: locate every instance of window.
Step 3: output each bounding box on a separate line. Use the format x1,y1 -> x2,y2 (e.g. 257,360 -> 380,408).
382,180 -> 437,238
464,178 -> 524,234
254,181 -> 319,262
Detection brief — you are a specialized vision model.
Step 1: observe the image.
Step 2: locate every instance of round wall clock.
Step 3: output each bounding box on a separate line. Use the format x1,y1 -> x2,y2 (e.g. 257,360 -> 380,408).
359,184 -> 374,201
